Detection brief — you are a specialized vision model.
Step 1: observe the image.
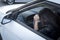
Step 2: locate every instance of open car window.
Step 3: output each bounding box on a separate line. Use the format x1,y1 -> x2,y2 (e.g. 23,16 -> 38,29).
16,6 -> 45,28
17,7 -> 44,19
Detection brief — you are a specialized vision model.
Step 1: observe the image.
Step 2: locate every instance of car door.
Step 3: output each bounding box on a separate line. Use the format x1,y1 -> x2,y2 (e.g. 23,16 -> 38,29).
1,0 -> 58,40
0,14 -> 46,40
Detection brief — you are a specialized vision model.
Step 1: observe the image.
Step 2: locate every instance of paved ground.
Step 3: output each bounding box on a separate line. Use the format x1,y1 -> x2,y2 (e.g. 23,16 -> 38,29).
0,2 -> 7,7
0,0 -> 7,7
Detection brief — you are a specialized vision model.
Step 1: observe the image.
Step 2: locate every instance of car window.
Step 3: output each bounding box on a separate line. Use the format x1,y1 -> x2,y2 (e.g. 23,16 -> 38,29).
16,6 -> 45,28
17,7 -> 44,20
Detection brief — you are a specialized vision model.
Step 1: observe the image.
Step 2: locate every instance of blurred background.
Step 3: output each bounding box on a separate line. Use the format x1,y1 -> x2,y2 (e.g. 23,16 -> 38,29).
0,0 -> 35,7
0,0 -> 7,7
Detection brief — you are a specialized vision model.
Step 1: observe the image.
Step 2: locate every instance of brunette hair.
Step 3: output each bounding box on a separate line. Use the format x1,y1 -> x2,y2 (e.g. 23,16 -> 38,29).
38,8 -> 57,27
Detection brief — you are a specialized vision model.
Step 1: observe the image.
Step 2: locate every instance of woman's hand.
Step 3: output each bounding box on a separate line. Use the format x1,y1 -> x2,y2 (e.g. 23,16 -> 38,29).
33,14 -> 40,22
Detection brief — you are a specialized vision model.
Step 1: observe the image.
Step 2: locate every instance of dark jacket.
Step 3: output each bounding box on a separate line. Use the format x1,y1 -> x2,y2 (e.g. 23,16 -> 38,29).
0,34 -> 2,40
38,8 -> 60,39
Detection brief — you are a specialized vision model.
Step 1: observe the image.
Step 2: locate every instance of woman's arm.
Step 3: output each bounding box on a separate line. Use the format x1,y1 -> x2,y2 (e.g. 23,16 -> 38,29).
33,14 -> 40,30
34,21 -> 39,30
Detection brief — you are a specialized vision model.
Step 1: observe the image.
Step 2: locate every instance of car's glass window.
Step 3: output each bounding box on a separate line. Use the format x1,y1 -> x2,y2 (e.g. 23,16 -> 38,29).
17,7 -> 44,21
16,6 -> 45,29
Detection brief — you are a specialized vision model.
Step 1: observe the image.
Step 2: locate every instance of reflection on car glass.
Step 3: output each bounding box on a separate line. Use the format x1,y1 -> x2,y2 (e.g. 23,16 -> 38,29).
18,7 -> 44,18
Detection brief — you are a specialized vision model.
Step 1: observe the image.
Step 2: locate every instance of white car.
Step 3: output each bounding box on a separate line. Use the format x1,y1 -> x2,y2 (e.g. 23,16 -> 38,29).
0,4 -> 48,40
0,0 -> 60,40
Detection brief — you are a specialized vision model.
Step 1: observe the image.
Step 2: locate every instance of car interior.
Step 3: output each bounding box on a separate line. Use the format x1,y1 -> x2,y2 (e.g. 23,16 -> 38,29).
16,5 -> 60,40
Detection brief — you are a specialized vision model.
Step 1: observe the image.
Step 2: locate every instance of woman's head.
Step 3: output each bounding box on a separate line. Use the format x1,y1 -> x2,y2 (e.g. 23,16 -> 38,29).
38,8 -> 57,26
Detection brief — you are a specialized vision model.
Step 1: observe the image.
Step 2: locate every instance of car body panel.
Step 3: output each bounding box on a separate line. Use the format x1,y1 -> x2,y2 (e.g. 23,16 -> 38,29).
0,4 -> 24,33
0,4 -> 25,14
0,20 -> 46,40
48,0 -> 60,4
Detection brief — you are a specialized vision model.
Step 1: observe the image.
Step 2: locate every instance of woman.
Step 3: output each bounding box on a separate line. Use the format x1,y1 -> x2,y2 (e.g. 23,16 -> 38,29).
33,8 -> 59,39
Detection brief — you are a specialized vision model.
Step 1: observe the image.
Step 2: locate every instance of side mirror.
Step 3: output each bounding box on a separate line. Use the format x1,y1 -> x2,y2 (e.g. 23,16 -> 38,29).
1,16 -> 12,25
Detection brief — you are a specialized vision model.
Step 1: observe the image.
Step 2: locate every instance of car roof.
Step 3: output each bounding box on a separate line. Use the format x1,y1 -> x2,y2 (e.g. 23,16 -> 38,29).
48,0 -> 60,4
